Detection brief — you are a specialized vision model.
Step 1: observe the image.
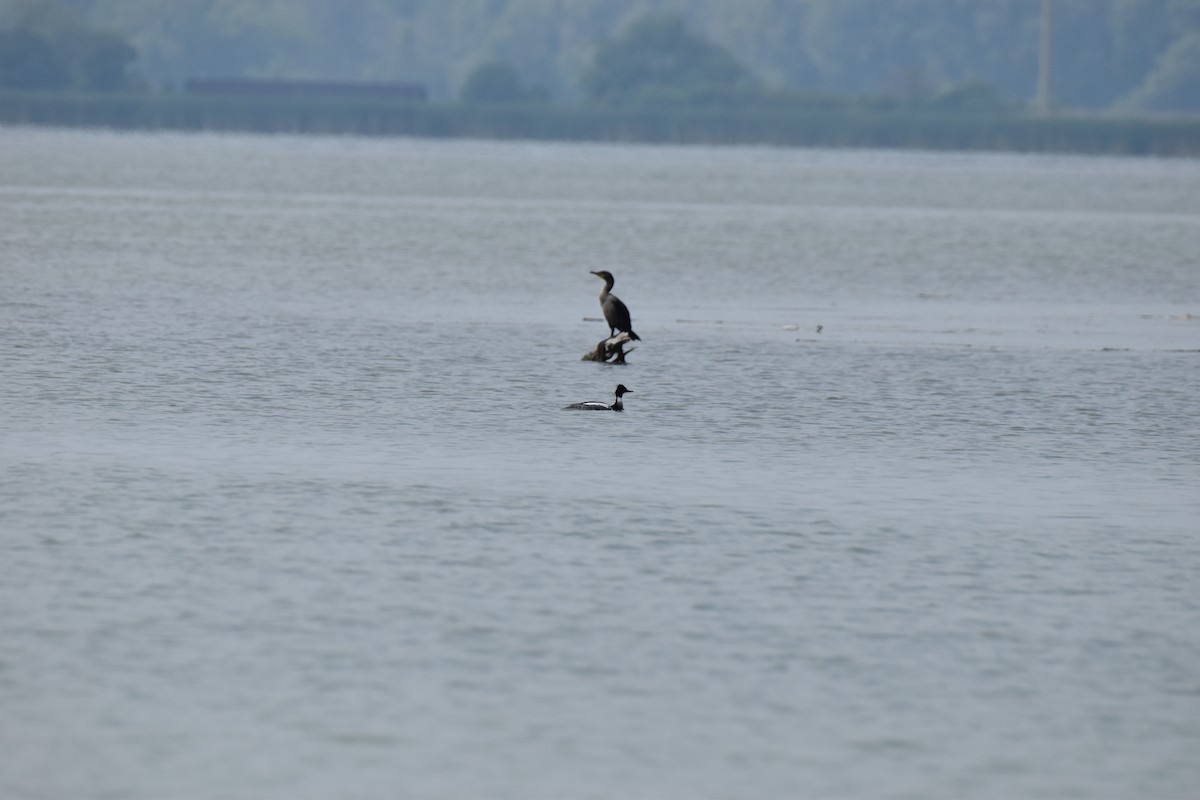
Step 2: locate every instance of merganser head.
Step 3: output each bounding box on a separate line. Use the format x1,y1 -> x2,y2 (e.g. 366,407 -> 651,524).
614,384 -> 631,397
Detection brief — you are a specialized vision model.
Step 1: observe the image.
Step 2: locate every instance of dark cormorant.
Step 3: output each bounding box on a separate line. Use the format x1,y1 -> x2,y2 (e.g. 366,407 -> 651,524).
590,270 -> 641,341
563,384 -> 631,411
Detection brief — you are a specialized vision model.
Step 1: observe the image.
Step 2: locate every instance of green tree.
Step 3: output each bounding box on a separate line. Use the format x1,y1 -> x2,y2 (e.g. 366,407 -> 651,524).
1118,29 -> 1200,111
70,29 -> 138,90
581,13 -> 760,105
0,27 -> 67,89
927,79 -> 1013,113
0,0 -> 140,91
460,60 -> 547,103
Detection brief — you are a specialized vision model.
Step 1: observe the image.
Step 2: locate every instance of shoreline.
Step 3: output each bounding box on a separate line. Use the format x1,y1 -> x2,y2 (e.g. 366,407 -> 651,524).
2,90 -> 1198,157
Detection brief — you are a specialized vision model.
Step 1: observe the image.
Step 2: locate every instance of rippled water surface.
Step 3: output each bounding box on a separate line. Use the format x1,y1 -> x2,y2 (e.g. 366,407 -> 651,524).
2,128 -> 1199,798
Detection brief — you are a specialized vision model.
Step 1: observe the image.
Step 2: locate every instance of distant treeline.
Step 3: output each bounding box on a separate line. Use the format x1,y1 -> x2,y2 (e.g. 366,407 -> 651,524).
3,1 -> 1200,112
3,90 -> 1198,157
3,5 -> 1199,156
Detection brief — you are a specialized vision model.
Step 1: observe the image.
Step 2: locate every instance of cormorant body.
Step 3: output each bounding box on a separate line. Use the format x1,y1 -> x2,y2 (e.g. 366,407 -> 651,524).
564,384 -> 631,411
590,271 -> 641,341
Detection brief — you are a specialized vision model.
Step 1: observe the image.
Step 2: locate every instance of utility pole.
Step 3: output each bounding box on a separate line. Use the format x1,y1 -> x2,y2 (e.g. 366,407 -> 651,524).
1036,0 -> 1053,114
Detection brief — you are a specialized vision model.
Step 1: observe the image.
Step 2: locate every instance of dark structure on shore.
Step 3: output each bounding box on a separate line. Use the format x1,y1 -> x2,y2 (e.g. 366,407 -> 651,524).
184,78 -> 427,102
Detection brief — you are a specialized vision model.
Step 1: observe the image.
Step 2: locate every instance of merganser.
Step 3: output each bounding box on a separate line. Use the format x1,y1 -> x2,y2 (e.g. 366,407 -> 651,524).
564,384 -> 631,411
590,271 -> 641,341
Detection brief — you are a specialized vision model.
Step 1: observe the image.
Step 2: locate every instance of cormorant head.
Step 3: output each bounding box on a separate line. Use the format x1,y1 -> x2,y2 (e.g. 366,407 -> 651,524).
590,270 -> 615,287
614,384 -> 631,397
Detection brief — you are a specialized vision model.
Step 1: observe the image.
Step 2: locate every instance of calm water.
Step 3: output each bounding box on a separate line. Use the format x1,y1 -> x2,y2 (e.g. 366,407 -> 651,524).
2,127 -> 1199,799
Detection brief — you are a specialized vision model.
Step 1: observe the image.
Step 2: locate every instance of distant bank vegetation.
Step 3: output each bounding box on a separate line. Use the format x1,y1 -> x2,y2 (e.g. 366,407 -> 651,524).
0,20 -> 136,92
4,0 -> 1199,111
4,90 -> 1197,156
1,3 -> 1199,155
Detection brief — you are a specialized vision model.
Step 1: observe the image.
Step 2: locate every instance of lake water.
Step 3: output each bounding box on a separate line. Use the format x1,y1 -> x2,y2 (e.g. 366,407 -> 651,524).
2,127 -> 1198,799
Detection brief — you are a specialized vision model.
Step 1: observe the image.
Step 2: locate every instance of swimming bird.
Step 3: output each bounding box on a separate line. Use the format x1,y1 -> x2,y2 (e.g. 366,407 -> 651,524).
590,270 -> 641,341
563,384 -> 631,411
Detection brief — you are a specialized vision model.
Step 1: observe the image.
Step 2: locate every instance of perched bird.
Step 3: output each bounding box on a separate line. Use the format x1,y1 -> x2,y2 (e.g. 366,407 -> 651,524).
564,384 -> 632,412
590,270 -> 641,341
